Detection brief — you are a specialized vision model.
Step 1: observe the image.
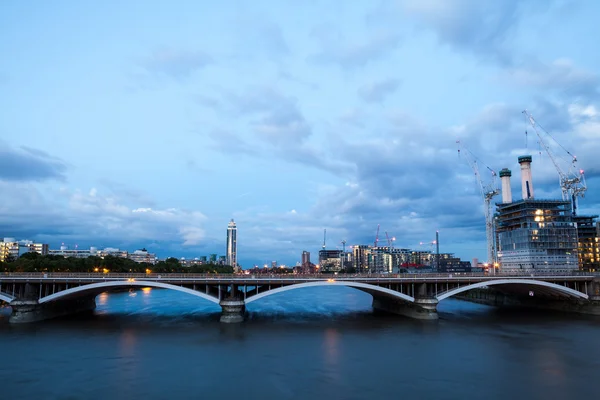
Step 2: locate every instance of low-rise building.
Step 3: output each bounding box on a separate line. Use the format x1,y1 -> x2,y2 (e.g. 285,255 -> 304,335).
128,249 -> 157,264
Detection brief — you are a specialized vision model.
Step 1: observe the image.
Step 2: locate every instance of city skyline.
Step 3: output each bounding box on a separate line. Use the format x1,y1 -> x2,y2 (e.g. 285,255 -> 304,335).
1,1 -> 600,268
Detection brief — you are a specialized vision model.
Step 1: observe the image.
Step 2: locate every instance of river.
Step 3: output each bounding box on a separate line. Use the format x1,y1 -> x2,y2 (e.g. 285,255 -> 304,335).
0,286 -> 599,400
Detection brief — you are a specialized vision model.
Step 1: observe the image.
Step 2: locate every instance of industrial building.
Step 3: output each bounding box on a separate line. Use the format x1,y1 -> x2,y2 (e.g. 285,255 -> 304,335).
496,155 -> 586,272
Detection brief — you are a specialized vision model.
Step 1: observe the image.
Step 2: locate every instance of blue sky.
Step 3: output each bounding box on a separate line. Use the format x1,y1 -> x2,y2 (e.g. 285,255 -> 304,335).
1,0 -> 599,267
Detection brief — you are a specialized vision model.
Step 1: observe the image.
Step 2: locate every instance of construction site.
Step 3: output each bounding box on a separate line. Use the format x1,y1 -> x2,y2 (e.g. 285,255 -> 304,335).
309,110 -> 599,275
459,110 -> 599,273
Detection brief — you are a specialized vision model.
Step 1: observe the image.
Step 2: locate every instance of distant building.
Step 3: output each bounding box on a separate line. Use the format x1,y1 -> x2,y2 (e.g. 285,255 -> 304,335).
352,245 -> 370,273
226,219 -> 237,270
301,251 -> 310,266
49,245 -> 93,258
0,238 -> 49,262
97,248 -> 128,259
25,242 -> 49,256
318,249 -> 342,273
438,256 -> 472,273
574,216 -> 600,272
128,248 -> 157,265
0,238 -> 20,262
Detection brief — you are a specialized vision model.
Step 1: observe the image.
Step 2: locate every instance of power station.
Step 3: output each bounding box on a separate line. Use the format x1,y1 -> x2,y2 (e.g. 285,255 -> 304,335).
458,110 -> 599,273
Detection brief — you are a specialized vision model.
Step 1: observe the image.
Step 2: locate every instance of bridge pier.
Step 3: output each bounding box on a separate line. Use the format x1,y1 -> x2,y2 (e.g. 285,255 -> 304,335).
219,299 -> 245,323
9,297 -> 97,324
372,296 -> 438,320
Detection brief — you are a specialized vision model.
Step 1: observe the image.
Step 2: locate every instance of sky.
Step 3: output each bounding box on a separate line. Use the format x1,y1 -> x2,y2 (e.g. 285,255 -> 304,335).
1,0 -> 599,268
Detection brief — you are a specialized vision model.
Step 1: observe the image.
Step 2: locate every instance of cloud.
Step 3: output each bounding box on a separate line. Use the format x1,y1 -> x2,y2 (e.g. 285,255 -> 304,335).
396,0 -> 548,64
0,183 -> 208,250
358,78 -> 401,103
203,85 -> 352,175
142,48 -> 212,78
235,97 -> 600,263
224,86 -> 313,144
309,26 -> 401,68
502,58 -> 600,100
239,20 -> 289,59
0,144 -> 67,182
207,128 -> 260,156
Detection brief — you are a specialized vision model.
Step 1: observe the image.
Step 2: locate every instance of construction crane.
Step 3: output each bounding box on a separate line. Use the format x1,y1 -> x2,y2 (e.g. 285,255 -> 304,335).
522,110 -> 587,215
456,140 -> 500,266
385,232 -> 395,248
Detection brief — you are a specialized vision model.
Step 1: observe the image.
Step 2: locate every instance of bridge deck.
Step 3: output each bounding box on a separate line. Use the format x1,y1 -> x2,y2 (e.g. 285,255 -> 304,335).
0,272 -> 595,285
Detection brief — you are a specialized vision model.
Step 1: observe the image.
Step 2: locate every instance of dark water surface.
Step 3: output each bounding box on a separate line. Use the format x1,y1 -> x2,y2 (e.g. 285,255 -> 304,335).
1,287 -> 599,400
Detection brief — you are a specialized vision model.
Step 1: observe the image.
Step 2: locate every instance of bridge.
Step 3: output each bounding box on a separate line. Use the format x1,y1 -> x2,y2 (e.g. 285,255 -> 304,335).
1,272 -> 600,323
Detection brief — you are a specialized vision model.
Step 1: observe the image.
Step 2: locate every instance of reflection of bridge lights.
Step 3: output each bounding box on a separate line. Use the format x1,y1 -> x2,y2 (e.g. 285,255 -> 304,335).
97,292 -> 108,306
142,287 -> 152,295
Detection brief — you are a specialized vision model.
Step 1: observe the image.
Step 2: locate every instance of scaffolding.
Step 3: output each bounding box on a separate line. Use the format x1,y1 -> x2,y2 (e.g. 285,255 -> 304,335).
496,199 -> 579,272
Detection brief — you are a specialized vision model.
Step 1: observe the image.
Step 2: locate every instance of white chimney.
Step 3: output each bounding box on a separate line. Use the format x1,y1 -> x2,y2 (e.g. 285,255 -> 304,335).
518,155 -> 534,200
499,168 -> 512,203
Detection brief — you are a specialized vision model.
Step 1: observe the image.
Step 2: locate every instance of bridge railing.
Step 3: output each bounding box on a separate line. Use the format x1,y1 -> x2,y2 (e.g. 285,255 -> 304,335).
1,271 -> 597,279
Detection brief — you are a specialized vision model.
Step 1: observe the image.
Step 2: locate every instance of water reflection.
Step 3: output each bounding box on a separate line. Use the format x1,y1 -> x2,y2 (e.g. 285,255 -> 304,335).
97,292 -> 108,306
0,287 -> 598,400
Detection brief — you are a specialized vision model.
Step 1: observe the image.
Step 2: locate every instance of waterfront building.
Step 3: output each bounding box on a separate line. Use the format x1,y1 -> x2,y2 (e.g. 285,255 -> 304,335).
226,219 -> 237,269
0,238 -> 49,262
25,242 -> 49,256
574,216 -> 600,271
97,247 -> 128,259
49,245 -> 93,258
318,249 -> 342,273
0,238 -> 20,262
496,156 -> 579,272
352,245 -> 370,273
128,249 -> 157,265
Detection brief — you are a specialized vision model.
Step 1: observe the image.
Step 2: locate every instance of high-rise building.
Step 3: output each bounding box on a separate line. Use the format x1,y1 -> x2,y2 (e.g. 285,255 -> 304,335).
301,251 -> 310,266
226,219 -> 237,269
352,245 -> 371,273
574,215 -> 600,271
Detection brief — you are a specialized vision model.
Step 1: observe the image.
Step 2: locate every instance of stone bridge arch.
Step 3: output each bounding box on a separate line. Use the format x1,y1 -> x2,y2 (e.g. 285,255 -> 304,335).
244,280 -> 415,305
436,279 -> 589,301
38,280 -> 221,305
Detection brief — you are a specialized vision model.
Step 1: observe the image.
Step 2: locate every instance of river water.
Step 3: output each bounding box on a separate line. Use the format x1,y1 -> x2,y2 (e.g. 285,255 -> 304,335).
1,287 -> 599,400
